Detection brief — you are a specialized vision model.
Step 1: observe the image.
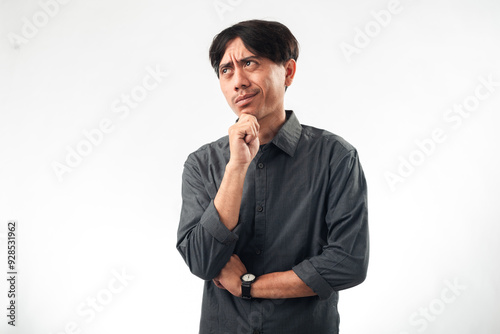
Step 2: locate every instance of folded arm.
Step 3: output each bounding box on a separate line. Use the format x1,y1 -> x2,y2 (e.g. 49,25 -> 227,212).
215,149 -> 369,300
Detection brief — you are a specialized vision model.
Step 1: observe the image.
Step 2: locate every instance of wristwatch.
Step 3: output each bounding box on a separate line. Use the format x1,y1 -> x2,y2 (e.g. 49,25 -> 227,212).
240,273 -> 256,300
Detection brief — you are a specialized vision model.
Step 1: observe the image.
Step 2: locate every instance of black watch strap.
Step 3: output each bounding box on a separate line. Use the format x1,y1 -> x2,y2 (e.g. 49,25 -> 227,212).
241,281 -> 252,300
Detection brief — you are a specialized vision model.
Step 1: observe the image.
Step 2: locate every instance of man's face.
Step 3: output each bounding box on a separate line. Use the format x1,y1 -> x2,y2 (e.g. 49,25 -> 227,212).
218,37 -> 294,121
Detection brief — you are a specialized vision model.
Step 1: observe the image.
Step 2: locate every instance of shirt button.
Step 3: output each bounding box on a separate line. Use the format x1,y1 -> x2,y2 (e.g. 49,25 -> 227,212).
258,162 -> 264,169
255,249 -> 261,255
256,205 -> 263,212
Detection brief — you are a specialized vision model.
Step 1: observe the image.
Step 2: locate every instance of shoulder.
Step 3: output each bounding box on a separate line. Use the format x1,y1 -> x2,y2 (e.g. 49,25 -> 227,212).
300,124 -> 357,159
299,124 -> 363,181
184,135 -> 229,167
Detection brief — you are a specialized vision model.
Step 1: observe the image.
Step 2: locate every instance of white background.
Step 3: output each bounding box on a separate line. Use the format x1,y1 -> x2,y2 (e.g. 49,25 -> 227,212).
1,0 -> 500,333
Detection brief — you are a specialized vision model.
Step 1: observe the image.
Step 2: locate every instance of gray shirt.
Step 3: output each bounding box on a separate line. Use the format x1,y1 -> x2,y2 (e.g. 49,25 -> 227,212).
177,110 -> 369,334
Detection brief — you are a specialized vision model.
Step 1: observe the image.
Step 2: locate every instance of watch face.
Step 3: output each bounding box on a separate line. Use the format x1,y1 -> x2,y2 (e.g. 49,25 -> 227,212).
242,273 -> 255,282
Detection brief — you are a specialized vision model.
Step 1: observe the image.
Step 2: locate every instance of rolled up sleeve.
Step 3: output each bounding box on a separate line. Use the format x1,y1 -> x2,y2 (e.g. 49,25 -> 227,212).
293,149 -> 369,300
176,157 -> 238,281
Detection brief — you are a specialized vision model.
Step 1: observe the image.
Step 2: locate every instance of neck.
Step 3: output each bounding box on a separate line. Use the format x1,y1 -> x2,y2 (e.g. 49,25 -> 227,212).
258,110 -> 287,145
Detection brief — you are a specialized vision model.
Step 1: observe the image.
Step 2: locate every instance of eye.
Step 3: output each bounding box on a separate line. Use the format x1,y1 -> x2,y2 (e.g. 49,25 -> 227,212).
245,60 -> 253,66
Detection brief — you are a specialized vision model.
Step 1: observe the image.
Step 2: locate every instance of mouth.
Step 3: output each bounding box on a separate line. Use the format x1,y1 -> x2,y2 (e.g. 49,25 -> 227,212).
235,92 -> 258,107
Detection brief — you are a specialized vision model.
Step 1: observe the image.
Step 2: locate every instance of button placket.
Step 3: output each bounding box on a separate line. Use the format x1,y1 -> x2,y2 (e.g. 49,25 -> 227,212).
254,155 -> 267,265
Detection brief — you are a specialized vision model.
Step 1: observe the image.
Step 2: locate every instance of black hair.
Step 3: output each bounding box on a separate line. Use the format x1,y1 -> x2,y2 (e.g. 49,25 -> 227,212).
209,20 -> 299,78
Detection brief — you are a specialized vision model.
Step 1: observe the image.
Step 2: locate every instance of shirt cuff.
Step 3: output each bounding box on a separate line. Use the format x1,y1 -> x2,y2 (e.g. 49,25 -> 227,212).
200,200 -> 239,245
292,259 -> 334,300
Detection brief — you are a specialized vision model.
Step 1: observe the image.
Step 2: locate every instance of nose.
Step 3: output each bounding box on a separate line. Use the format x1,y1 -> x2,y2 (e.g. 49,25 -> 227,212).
233,67 -> 250,91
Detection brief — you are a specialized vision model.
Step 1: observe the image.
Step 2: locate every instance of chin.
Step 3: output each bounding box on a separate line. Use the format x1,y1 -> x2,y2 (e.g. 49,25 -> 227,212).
238,108 -> 256,116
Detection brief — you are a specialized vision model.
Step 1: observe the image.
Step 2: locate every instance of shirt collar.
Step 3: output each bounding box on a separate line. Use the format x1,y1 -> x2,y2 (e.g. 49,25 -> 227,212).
270,110 -> 302,157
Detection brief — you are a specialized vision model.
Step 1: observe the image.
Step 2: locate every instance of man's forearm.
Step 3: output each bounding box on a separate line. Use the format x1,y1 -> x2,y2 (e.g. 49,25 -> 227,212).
251,270 -> 316,299
214,162 -> 249,231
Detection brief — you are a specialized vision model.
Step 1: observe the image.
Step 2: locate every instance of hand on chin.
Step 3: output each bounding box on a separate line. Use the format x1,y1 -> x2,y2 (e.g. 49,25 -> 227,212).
237,107 -> 257,118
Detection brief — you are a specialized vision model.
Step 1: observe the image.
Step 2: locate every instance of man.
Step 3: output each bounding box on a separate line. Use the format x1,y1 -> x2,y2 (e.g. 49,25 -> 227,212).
177,20 -> 369,334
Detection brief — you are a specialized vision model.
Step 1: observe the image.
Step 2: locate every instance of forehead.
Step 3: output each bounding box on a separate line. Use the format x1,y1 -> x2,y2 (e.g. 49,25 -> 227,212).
220,37 -> 255,63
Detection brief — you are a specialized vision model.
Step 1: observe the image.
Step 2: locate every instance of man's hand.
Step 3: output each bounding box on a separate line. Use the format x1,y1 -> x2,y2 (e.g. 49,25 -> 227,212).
228,114 -> 260,168
213,254 -> 247,297
213,114 -> 259,231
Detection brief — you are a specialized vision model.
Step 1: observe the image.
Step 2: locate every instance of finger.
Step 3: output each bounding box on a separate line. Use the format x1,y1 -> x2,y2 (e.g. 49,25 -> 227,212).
238,113 -> 257,123
244,133 -> 256,144
246,117 -> 260,133
233,125 -> 256,142
252,118 -> 260,132
243,124 -> 259,143
213,279 -> 225,289
239,114 -> 260,132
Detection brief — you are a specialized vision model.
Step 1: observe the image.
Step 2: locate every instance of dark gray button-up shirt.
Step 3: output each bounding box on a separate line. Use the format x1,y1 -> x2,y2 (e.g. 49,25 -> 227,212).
177,110 -> 369,334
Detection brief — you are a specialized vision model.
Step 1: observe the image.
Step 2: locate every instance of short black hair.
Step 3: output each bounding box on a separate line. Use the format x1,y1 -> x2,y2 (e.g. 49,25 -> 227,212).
209,20 -> 299,78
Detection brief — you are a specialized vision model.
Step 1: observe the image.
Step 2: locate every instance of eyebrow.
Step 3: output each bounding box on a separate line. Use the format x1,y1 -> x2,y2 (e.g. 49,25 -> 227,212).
219,56 -> 261,71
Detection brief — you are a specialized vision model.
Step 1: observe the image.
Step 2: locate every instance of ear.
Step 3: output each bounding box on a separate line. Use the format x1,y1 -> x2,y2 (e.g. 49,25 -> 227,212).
284,59 -> 297,88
